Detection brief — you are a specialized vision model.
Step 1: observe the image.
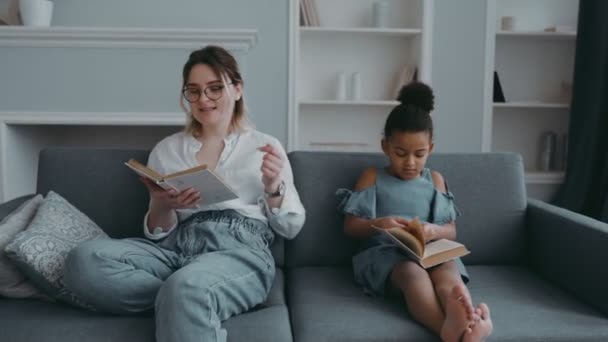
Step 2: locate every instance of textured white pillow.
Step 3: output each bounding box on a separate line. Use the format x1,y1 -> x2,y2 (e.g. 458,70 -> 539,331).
5,191 -> 109,309
0,194 -> 44,298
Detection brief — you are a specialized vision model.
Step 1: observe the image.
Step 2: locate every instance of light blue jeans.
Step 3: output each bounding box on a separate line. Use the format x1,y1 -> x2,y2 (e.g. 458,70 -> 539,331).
64,209 -> 275,342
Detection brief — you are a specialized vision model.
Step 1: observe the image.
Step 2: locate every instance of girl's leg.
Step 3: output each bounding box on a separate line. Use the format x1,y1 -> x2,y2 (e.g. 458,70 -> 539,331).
428,261 -> 477,342
155,247 -> 274,342
390,260 -> 445,335
64,238 -> 179,314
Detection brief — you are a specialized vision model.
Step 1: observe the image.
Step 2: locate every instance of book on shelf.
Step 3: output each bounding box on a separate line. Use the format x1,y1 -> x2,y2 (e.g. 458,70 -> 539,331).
392,64 -> 418,99
300,0 -> 319,27
372,218 -> 470,269
493,71 -> 506,102
125,159 -> 238,206
299,0 -> 309,26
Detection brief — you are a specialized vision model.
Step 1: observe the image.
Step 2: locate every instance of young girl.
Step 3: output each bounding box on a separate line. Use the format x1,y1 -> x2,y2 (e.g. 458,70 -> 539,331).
337,82 -> 493,342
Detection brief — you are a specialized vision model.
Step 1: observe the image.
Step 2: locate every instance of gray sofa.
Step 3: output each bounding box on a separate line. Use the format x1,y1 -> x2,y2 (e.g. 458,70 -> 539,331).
1,149 -> 608,342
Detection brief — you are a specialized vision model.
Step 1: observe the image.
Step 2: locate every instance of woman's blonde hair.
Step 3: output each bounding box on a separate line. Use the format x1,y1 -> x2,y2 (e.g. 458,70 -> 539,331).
180,46 -> 250,136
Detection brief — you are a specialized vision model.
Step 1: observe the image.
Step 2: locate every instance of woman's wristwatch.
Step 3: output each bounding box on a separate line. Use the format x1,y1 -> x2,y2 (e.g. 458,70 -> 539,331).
264,181 -> 285,198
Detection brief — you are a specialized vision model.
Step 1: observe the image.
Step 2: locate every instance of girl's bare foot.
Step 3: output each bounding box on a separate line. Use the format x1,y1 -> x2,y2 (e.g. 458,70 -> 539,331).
462,303 -> 493,342
440,285 -> 476,342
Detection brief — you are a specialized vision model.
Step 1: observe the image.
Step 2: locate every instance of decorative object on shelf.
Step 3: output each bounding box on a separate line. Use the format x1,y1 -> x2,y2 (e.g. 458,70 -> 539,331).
351,72 -> 361,100
336,72 -> 347,101
0,0 -> 20,25
538,131 -> 557,171
19,0 -> 53,27
500,16 -> 515,31
392,64 -> 417,99
493,71 -> 506,102
372,1 -> 389,28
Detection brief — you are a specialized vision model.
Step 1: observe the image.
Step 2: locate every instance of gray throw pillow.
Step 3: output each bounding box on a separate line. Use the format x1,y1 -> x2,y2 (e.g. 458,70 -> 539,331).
0,194 -> 45,298
5,191 -> 109,309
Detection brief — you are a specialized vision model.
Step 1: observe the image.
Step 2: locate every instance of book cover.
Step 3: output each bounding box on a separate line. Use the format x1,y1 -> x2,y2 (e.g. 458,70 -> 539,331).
125,159 -> 238,206
372,218 -> 470,269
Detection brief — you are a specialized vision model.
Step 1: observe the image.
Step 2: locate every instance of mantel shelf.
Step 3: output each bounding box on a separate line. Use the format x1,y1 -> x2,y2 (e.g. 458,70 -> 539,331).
0,111 -> 186,126
0,26 -> 258,50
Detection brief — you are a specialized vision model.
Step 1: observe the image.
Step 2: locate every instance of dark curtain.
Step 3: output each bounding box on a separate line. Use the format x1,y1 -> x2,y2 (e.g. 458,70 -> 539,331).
553,0 -> 608,223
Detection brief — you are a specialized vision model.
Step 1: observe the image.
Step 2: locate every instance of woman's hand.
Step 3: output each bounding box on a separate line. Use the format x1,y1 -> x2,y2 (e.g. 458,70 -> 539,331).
258,144 -> 285,193
371,216 -> 410,230
140,177 -> 200,210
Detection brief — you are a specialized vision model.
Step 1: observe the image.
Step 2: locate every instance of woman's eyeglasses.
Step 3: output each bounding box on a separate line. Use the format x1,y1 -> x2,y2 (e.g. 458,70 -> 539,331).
182,82 -> 233,103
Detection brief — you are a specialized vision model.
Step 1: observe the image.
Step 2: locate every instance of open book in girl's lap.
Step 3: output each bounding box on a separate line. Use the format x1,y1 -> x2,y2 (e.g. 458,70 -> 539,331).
372,218 -> 470,269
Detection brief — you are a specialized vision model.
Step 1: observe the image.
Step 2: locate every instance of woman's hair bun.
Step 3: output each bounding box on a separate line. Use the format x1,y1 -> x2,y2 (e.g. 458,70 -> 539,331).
397,82 -> 434,112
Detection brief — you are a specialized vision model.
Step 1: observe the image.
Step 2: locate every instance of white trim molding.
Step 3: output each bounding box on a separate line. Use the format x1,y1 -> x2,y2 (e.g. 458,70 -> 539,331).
0,111 -> 187,126
0,26 -> 257,51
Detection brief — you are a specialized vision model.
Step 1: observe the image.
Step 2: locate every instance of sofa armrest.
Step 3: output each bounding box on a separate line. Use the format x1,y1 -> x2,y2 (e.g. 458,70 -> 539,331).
0,194 -> 36,222
527,198 -> 608,315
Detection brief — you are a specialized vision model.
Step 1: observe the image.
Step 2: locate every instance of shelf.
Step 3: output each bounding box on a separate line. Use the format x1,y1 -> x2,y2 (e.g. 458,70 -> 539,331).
0,111 -> 185,126
300,27 -> 421,37
525,171 -> 565,184
497,31 -> 576,40
494,102 -> 570,109
300,100 -> 400,106
0,26 -> 258,50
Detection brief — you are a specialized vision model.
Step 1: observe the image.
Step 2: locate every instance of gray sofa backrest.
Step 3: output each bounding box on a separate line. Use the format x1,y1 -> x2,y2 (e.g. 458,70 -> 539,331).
36,148 -> 286,266
286,151 -> 527,268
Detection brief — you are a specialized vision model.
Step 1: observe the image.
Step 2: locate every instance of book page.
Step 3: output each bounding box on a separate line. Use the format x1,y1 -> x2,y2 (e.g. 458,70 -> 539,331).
164,168 -> 238,206
423,239 -> 467,258
387,227 -> 424,257
420,239 -> 470,269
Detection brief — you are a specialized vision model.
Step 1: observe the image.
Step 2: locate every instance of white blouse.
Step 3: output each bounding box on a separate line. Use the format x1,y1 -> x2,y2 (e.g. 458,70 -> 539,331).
143,129 -> 306,240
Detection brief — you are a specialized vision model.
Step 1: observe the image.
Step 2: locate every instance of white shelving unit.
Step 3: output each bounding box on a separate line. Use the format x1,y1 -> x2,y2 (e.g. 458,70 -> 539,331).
483,0 -> 578,201
288,0 -> 434,152
0,26 -> 257,202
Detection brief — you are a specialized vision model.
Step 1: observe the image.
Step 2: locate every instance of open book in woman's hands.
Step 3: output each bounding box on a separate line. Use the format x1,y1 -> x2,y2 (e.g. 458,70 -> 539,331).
125,159 -> 238,205
372,218 -> 470,269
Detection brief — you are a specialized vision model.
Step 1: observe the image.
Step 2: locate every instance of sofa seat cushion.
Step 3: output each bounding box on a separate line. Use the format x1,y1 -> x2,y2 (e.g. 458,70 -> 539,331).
0,268 -> 292,342
288,266 -> 608,342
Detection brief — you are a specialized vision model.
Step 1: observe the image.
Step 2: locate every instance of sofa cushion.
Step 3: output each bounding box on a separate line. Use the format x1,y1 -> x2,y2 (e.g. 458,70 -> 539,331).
287,266 -> 608,342
287,152 -> 527,268
36,148 -> 286,266
4,191 -> 108,308
0,268 -> 292,342
0,194 -> 44,298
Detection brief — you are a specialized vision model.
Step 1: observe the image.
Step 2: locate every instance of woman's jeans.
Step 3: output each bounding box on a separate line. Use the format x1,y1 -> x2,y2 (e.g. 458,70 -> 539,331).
63,209 -> 275,342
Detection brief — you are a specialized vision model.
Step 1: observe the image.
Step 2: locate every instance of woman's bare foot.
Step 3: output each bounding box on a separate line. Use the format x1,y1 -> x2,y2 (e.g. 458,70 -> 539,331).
440,285 -> 476,342
462,303 -> 493,342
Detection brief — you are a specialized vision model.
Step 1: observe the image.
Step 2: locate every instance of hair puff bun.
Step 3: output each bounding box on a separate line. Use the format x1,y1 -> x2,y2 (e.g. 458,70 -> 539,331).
397,82 -> 434,112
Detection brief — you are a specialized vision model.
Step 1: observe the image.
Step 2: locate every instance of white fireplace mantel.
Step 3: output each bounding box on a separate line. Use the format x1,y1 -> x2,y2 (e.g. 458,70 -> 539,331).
0,26 -> 258,202
0,26 -> 257,50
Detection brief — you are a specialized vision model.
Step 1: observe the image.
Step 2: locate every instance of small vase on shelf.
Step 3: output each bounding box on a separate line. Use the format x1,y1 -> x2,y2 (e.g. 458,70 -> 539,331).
19,0 -> 53,27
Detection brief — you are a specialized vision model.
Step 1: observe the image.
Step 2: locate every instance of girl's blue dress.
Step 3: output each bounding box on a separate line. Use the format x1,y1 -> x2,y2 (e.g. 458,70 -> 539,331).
336,167 -> 469,296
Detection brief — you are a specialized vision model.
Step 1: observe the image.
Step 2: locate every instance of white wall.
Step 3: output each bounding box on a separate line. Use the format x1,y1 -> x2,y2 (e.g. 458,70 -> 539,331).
432,0 -> 488,152
1,0 -> 291,144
